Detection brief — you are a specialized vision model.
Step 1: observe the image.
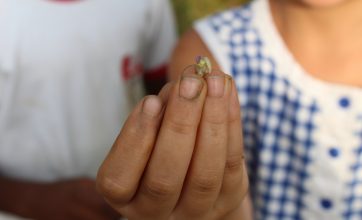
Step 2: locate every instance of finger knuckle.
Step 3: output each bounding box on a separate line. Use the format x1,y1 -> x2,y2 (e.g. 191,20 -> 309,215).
205,113 -> 228,126
191,172 -> 220,194
229,108 -> 241,122
126,123 -> 145,141
97,176 -> 132,205
143,179 -> 177,200
205,123 -> 227,138
225,154 -> 243,173
165,118 -> 195,135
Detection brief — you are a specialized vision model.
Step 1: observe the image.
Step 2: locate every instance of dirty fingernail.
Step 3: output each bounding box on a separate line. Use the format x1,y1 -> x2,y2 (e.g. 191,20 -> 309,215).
206,75 -> 227,97
179,76 -> 203,100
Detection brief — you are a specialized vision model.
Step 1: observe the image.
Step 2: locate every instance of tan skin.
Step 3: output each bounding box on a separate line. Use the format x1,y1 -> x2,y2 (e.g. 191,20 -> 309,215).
97,29 -> 251,220
272,0 -> 362,87
98,0 -> 362,219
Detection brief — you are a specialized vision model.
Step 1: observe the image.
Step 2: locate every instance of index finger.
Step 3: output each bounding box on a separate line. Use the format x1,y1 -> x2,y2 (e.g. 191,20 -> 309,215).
97,94 -> 165,208
131,68 -> 207,218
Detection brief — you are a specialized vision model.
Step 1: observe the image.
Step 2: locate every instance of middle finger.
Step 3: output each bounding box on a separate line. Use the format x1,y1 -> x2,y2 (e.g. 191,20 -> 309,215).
174,71 -> 232,219
130,71 -> 207,219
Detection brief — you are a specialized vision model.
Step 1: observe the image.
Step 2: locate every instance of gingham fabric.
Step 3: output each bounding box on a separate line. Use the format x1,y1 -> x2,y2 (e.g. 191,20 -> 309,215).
195,0 -> 362,219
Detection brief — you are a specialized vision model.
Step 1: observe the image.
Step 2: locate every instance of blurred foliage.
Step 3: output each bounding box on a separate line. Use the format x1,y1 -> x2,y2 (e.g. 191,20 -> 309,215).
171,0 -> 249,35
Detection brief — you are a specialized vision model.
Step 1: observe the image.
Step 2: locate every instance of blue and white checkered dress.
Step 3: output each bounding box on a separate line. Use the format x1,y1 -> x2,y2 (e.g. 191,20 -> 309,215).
195,0 -> 362,219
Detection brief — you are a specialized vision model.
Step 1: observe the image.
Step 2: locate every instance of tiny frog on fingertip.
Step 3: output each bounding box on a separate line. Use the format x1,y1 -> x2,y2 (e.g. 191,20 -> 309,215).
195,56 -> 212,77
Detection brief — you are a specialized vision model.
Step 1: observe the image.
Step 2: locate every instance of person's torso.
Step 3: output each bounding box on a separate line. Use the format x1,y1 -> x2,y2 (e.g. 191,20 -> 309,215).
195,0 -> 362,219
0,0 -> 158,181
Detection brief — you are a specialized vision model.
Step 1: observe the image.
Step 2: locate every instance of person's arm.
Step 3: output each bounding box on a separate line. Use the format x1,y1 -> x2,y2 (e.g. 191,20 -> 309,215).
0,176 -> 119,220
0,176 -> 37,216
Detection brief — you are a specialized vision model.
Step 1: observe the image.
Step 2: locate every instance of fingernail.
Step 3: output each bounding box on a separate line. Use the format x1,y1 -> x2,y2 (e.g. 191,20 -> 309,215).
206,75 -> 227,97
229,80 -> 241,116
142,96 -> 162,117
179,76 -> 203,99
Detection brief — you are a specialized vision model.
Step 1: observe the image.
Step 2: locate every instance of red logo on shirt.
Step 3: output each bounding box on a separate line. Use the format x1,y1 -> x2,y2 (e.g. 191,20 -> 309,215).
121,56 -> 144,81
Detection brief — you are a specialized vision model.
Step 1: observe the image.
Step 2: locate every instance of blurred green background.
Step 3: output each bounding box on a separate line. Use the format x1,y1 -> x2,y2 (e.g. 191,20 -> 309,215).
171,0 -> 249,34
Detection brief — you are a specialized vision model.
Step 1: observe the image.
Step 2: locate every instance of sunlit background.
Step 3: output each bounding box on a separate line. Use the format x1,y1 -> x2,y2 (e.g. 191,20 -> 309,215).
171,0 -> 249,34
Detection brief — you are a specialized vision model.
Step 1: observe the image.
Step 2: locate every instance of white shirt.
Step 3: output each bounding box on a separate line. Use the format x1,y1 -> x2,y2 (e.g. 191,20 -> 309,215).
0,0 -> 176,181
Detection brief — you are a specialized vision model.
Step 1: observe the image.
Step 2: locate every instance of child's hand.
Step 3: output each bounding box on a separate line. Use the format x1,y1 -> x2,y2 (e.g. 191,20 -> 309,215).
97,67 -> 248,219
